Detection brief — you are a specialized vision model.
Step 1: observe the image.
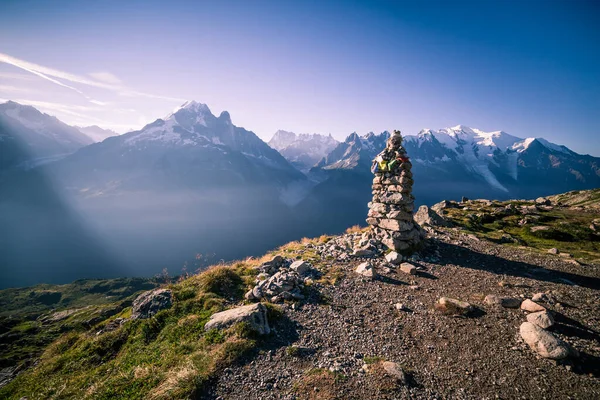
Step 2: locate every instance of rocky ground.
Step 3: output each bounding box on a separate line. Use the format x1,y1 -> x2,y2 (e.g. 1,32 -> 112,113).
205,226 -> 600,399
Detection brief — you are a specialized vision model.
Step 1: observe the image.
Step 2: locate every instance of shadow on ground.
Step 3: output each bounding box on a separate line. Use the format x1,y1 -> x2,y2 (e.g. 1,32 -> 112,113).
437,242 -> 600,290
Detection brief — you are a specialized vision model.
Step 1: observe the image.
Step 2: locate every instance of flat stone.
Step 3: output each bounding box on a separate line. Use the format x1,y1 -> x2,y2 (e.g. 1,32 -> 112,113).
520,322 -> 575,359
355,262 -> 376,279
435,297 -> 474,316
521,299 -> 546,312
484,294 -> 521,309
377,219 -> 414,232
399,262 -> 417,275
204,303 -> 270,335
527,310 -> 554,329
548,248 -> 560,254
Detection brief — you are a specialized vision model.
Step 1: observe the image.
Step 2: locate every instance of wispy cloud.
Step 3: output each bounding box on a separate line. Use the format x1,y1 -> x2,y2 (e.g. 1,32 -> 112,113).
88,71 -> 122,85
0,52 -> 185,102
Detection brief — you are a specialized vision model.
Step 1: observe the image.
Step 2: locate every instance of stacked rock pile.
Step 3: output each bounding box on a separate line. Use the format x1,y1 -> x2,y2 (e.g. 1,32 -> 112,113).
245,256 -> 314,303
367,130 -> 423,254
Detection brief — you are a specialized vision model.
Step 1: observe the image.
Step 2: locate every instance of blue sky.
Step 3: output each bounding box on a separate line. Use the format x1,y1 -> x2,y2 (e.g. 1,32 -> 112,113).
0,0 -> 598,154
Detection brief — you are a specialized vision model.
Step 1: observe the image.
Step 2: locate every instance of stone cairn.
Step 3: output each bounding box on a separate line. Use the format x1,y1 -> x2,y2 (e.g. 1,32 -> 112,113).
366,130 -> 423,254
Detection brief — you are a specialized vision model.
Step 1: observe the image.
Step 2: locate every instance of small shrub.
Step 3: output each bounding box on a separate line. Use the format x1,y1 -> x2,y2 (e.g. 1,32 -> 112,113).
364,356 -> 384,365
204,329 -> 226,344
197,266 -> 244,299
345,225 -> 363,234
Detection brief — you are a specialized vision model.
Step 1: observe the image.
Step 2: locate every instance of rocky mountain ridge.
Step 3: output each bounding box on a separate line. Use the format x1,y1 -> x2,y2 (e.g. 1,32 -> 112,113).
0,101 -> 93,171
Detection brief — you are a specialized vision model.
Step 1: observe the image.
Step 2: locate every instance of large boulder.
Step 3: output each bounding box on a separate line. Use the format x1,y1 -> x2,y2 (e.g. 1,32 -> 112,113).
414,205 -> 450,227
131,289 -> 173,320
204,303 -> 270,335
519,322 -> 576,359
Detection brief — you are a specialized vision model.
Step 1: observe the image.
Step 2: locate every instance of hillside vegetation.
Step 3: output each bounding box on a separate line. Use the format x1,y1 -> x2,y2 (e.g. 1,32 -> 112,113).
438,189 -> 600,264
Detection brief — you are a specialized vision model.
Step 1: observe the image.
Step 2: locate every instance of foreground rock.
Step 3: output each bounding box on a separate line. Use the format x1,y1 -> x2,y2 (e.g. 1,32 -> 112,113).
519,322 -> 575,360
381,361 -> 408,384
205,303 -> 270,335
521,299 -> 546,312
131,288 -> 173,319
526,310 -> 554,329
484,294 -> 521,308
399,262 -> 417,275
435,297 -> 474,316
414,205 -> 450,227
247,256 -> 312,302
355,262 -> 376,280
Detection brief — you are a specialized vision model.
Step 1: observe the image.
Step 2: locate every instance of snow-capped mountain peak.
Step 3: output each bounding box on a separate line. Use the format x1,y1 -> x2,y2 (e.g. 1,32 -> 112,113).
268,130 -> 339,172
404,125 -> 584,193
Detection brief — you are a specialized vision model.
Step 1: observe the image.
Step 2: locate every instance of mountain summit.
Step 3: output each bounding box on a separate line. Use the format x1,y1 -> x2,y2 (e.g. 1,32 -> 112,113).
403,125 -> 599,196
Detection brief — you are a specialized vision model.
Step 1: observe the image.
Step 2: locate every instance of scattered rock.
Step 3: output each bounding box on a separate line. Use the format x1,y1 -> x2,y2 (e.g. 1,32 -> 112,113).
526,310 -> 555,329
205,303 -> 270,335
394,303 -> 409,312
381,361 -> 408,384
414,205 -> 450,227
385,251 -> 403,265
548,248 -> 560,255
399,262 -> 417,275
535,197 -> 551,206
131,288 -> 173,320
249,257 -> 310,302
521,299 -> 546,312
484,294 -> 521,309
355,262 -> 376,280
290,260 -> 310,275
435,297 -> 474,316
519,322 -> 575,360
531,292 -> 548,302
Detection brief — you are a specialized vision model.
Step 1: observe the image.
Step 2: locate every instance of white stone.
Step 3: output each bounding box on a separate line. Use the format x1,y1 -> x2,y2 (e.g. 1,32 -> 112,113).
399,262 -> 417,275
355,262 -> 376,279
385,251 -> 403,265
290,260 -> 310,275
519,322 -> 573,359
205,303 -> 270,335
521,299 -> 546,312
527,310 -> 554,329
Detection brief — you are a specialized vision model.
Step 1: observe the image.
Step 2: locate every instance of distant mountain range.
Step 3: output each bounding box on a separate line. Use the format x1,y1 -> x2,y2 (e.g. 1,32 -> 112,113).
0,101 -> 93,170
268,130 -> 338,172
1,100 -> 599,288
75,125 -> 119,142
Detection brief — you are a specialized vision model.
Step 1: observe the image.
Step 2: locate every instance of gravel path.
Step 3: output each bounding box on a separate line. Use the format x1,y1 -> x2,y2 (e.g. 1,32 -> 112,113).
204,230 -> 600,399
